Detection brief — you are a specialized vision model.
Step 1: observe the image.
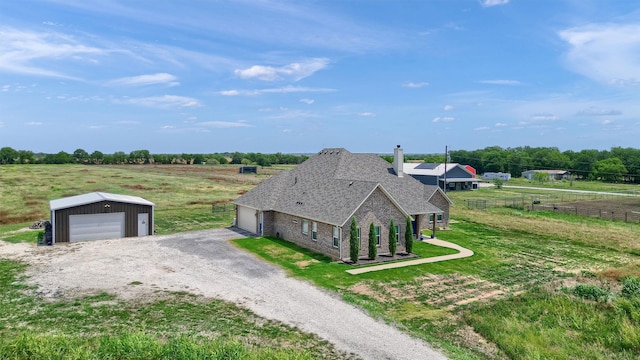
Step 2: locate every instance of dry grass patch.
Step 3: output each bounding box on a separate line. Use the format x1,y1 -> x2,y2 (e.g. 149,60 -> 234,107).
294,259 -> 319,268
455,207 -> 640,253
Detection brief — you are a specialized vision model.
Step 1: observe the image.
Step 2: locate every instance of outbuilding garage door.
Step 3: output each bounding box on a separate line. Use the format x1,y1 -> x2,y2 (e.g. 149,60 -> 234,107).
69,212 -> 125,242
237,206 -> 257,234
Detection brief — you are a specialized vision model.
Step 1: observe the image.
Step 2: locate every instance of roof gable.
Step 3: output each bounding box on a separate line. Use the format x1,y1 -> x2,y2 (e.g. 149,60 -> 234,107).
50,192 -> 154,211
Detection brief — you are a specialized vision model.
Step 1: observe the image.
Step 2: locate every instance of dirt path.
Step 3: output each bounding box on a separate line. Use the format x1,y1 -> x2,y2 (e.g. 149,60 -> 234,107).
0,229 -> 447,360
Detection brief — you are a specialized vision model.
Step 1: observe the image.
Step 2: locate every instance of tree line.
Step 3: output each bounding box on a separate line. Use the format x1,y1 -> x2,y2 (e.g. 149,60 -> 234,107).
0,147 -> 308,167
2,145 -> 639,183
400,146 -> 640,183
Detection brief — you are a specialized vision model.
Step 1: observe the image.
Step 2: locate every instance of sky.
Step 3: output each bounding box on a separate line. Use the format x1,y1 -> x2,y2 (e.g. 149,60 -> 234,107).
1,0 -> 640,154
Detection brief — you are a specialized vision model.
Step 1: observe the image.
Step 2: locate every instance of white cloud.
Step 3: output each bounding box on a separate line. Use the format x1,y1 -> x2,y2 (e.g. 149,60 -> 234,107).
474,126 -> 490,131
529,113 -> 558,121
495,122 -> 508,127
480,0 -> 510,7
161,125 -> 176,129
443,105 -> 454,111
219,90 -> 240,96
478,79 -> 522,85
198,121 -> 253,128
121,95 -> 201,109
577,106 -> 622,116
25,121 -> 42,126
300,98 -> 315,105
234,58 -> 329,82
218,86 -> 335,96
1,85 -> 9,92
601,119 -> 613,125
358,112 -> 376,117
559,23 -> 640,86
0,121 -> 3,127
0,26 -> 108,79
107,73 -> 179,87
402,81 -> 429,88
432,117 -> 455,123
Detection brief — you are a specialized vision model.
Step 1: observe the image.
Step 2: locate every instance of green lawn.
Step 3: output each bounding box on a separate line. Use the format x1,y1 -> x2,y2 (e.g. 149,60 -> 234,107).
234,218 -> 640,360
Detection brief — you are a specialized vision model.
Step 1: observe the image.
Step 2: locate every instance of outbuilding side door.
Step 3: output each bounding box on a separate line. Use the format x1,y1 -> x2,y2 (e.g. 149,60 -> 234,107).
138,213 -> 149,236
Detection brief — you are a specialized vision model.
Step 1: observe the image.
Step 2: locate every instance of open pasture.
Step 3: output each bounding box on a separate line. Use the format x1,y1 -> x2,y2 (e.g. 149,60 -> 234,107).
0,164 -> 280,240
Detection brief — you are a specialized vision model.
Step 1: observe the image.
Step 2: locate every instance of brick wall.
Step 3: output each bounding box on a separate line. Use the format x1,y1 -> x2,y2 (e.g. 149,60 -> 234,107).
349,187 -> 407,259
271,212 -> 341,259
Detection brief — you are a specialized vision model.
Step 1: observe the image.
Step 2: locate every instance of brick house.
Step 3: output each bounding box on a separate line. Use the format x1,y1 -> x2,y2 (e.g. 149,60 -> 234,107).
233,146 -> 452,261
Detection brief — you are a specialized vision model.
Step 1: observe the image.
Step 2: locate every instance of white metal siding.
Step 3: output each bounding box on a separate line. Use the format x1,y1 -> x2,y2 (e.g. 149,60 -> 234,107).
69,213 -> 125,242
237,206 -> 257,234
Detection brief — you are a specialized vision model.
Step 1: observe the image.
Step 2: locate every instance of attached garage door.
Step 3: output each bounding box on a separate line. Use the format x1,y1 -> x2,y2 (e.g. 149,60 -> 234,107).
237,206 -> 257,234
69,212 -> 125,242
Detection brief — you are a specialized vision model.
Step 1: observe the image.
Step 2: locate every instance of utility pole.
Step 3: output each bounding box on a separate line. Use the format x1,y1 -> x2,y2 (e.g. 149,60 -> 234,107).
443,145 -> 448,193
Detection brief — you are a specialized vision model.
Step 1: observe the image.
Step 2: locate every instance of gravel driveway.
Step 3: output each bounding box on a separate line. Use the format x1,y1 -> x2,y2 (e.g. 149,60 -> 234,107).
0,228 -> 447,360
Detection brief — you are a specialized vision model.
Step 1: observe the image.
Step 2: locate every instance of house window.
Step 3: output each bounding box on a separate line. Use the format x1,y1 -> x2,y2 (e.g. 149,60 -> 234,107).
429,214 -> 434,222
302,219 -> 309,235
357,228 -> 361,247
395,225 -> 400,244
332,226 -> 339,248
437,214 -> 443,221
312,221 -> 318,241
375,226 -> 381,247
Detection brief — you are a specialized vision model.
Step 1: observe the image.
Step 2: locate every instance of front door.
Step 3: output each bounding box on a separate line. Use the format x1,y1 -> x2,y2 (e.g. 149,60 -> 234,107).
138,213 -> 149,236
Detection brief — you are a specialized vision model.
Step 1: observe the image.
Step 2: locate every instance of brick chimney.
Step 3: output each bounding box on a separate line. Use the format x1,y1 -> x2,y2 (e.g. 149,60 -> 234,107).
393,145 -> 404,177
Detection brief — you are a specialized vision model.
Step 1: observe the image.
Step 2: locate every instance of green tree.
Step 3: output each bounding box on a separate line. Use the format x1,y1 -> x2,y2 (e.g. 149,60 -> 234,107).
129,150 -> 150,164
73,148 -> 89,164
0,147 -> 18,164
405,217 -> 413,254
90,150 -> 104,164
388,219 -> 397,257
532,172 -> 549,184
368,222 -> 377,260
17,150 -> 34,164
349,217 -> 359,263
112,151 -> 127,164
593,157 -> 627,182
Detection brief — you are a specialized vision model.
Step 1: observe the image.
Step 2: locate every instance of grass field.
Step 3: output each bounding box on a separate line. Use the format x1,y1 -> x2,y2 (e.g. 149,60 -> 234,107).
1,164 -> 640,359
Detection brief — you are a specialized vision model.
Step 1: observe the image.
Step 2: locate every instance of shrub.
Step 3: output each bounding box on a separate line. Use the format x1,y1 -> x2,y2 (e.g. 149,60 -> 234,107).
622,276 -> 640,298
573,284 -> 610,302
388,219 -> 397,257
405,217 -> 413,254
368,222 -> 377,260
349,217 -> 359,263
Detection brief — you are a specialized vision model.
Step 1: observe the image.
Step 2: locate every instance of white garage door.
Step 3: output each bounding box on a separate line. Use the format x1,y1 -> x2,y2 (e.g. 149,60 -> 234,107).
69,212 -> 125,242
237,206 -> 257,234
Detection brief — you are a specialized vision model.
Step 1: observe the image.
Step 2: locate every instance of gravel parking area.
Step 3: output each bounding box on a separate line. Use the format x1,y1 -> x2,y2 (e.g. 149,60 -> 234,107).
0,228 -> 447,360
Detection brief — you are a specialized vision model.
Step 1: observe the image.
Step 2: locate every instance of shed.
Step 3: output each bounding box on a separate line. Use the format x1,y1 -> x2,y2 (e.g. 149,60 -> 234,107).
50,192 -> 154,243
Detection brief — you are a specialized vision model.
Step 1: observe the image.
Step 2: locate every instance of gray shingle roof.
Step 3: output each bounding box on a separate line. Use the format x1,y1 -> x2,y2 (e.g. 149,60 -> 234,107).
233,148 -> 445,226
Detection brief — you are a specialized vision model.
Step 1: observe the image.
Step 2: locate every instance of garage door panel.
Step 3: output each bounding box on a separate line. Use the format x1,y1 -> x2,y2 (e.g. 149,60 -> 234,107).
237,206 -> 257,234
69,213 -> 125,242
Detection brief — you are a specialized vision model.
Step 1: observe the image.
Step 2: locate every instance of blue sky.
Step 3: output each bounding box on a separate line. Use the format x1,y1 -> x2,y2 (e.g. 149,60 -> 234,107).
1,0 -> 639,154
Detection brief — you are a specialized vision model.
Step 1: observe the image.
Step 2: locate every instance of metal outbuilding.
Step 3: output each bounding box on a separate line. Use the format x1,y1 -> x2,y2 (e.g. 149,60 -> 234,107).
49,192 -> 154,243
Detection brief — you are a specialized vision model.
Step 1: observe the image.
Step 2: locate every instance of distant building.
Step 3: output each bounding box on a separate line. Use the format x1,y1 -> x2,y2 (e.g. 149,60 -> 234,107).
522,170 -> 569,181
403,162 -> 480,191
483,172 -> 511,181
239,166 -> 258,174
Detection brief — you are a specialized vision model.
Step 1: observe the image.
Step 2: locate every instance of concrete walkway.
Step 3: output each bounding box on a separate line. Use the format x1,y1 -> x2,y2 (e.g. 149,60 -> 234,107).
346,238 -> 474,275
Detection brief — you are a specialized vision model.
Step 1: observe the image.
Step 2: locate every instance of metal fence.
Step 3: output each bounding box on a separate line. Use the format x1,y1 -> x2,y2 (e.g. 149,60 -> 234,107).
212,203 -> 234,215
465,193 -> 640,223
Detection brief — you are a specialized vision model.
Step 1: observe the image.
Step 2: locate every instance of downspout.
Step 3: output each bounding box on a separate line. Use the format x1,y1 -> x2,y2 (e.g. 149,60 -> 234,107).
339,226 -> 343,260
